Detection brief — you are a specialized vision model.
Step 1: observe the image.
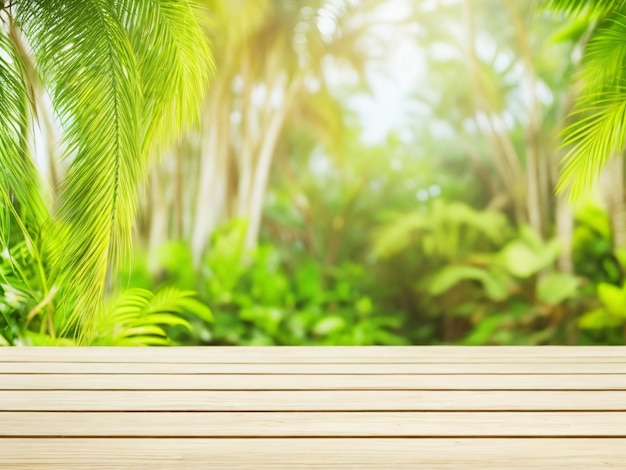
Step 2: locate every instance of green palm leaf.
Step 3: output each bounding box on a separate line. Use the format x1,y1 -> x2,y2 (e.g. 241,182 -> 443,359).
557,12 -> 626,197
114,0 -> 213,154
91,287 -> 209,346
559,90 -> 626,197
579,13 -> 626,90
544,0 -> 623,15
16,0 -> 142,339
0,31 -> 44,228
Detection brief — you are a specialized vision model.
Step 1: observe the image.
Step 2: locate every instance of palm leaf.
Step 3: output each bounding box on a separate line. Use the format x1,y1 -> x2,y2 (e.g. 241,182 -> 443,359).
16,0 -> 142,339
0,31 -> 45,228
578,12 -> 626,91
559,90 -> 626,196
114,0 -> 213,154
544,0 -> 623,15
91,287 -> 207,346
557,12 -> 626,197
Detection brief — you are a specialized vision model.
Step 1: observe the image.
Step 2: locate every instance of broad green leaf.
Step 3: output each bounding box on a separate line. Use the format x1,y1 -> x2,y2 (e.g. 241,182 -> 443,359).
178,298 -> 214,323
597,282 -> 626,316
537,273 -> 579,305
579,308 -> 625,329
313,316 -> 347,336
500,235 -> 560,278
428,265 -> 508,301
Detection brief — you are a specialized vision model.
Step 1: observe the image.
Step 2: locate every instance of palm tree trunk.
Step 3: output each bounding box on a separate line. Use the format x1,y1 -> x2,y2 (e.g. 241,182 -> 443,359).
604,155 -> 626,248
462,0 -> 527,226
505,0 -> 546,238
191,86 -> 226,262
244,74 -> 301,249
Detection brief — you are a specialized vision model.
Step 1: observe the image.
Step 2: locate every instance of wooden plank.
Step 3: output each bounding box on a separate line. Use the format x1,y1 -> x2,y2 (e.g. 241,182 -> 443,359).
3,346 -> 626,363
3,361 -> 626,374
2,373 -> 626,390
2,390 -> 626,411
2,411 -> 625,437
1,438 -> 625,469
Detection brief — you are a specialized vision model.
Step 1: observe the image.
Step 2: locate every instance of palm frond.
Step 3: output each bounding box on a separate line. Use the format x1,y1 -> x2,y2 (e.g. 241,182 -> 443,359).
91,287 -> 210,346
544,0 -> 624,15
579,13 -> 626,91
558,90 -> 626,196
0,31 -> 45,227
16,0 -> 142,339
114,0 -> 213,154
557,12 -> 626,198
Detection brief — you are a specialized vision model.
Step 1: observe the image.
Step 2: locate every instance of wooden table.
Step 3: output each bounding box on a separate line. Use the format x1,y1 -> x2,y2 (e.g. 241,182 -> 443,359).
1,347 -> 626,468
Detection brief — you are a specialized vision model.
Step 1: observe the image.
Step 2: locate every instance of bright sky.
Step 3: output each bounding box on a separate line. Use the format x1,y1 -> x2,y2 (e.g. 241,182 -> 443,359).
331,0 -> 426,145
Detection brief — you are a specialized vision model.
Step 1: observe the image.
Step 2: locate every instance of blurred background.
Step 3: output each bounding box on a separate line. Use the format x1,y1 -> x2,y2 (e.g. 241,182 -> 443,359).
113,0 -> 626,346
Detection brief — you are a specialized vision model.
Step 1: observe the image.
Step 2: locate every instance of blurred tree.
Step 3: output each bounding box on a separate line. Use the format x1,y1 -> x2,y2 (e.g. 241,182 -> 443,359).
142,0 -> 388,261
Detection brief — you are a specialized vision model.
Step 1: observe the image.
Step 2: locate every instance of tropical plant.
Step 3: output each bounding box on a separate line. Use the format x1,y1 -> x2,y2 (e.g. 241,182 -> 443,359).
545,0 -> 626,197
0,0 -> 212,340
119,218 -> 406,345
89,287 -> 213,346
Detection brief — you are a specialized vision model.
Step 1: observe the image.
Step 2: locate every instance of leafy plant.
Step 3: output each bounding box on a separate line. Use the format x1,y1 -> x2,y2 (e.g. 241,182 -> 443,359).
546,0 -> 626,197
0,0 -> 212,340
373,200 -> 510,262
578,283 -> 626,344
90,287 -> 212,346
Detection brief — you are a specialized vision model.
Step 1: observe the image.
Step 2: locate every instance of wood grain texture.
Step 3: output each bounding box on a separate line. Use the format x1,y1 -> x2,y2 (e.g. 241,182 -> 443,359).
2,411 -> 625,437
3,346 -> 626,362
0,346 -> 626,364
2,347 -> 625,468
1,438 -> 625,469
1,390 -> 626,411
3,373 -> 626,390
3,361 -> 626,374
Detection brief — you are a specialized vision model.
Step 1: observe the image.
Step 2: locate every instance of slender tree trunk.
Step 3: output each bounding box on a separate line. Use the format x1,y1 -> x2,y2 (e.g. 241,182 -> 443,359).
555,196 -> 574,273
236,56 -> 255,218
191,81 -> 230,262
604,155 -> 626,248
505,0 -> 546,238
462,0 -> 527,226
244,74 -> 301,249
147,164 -> 169,270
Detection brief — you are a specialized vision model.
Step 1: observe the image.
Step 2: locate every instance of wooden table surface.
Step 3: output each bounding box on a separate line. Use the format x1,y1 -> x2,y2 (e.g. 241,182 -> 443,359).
1,346 -> 626,469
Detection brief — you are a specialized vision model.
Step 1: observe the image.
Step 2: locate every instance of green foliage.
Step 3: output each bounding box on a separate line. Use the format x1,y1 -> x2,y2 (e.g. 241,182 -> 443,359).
537,272 -> 580,306
90,287 -> 212,346
373,198 -> 587,345
0,209 -> 211,346
0,0 -> 212,340
545,0 -> 621,16
547,0 -> 626,197
500,227 -> 561,278
579,281 -> 626,342
2,0 -> 625,349
204,225 -> 407,346
373,200 -> 510,261
0,241 -> 48,345
120,220 -> 407,346
429,265 -> 508,302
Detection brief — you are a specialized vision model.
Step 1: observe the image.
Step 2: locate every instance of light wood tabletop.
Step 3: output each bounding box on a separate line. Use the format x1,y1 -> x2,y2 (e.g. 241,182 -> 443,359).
2,346 -> 626,468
